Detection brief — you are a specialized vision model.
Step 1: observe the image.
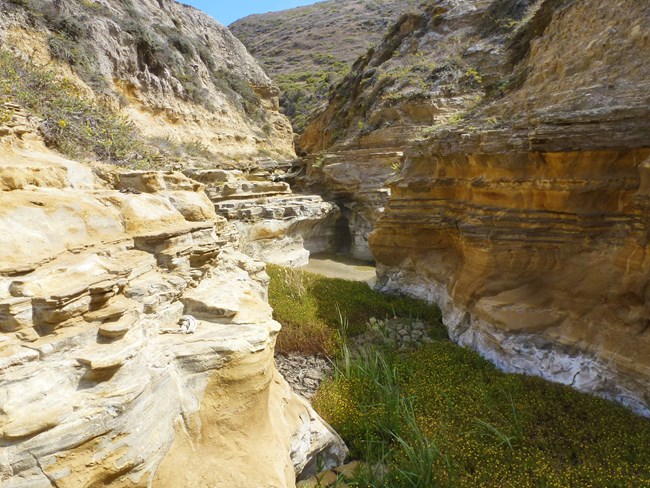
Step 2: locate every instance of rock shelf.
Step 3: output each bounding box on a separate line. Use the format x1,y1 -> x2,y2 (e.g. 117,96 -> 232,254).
0,142 -> 346,487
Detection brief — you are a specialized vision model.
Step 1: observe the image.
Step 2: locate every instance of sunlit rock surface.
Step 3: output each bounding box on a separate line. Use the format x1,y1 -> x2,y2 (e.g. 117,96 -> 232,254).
371,0 -> 650,414
189,165 -> 339,267
0,128 -> 346,486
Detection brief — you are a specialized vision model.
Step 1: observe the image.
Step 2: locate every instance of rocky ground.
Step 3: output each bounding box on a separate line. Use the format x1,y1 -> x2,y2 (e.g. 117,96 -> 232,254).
276,353 -> 333,400
276,316 -> 439,401
189,163 -> 340,266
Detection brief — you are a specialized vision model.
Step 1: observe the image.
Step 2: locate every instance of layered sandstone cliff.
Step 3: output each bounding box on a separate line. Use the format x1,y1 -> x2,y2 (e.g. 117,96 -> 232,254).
0,119 -> 346,486
298,0 -> 527,260
0,0 -> 294,162
370,0 -> 650,413
188,164 -> 339,267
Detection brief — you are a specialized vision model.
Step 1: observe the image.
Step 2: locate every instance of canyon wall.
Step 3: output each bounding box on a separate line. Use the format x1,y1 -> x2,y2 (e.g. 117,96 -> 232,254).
0,1 -> 352,485
0,118 -> 346,486
189,165 -> 339,267
0,0 -> 294,163
297,0 -> 527,260
370,0 -> 650,413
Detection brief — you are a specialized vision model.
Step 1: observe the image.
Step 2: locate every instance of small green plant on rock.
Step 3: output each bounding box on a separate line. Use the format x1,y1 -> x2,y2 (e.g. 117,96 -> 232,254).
464,67 -> 483,85
390,160 -> 403,174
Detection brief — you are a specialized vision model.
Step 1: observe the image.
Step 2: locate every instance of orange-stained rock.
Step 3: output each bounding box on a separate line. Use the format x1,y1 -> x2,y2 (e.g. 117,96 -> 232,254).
370,0 -> 650,415
371,148 -> 650,413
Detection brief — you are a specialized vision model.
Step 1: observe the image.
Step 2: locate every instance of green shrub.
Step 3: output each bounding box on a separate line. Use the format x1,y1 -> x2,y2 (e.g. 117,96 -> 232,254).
149,136 -> 215,163
314,340 -> 650,487
276,64 -> 350,133
0,50 -> 157,167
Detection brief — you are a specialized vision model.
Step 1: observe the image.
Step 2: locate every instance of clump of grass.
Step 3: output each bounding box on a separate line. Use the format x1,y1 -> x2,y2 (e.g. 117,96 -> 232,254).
332,345 -> 404,447
317,345 -> 443,487
266,264 -> 445,355
276,57 -> 350,133
149,136 -> 216,164
0,50 -> 158,167
389,399 -> 440,488
8,0 -> 267,123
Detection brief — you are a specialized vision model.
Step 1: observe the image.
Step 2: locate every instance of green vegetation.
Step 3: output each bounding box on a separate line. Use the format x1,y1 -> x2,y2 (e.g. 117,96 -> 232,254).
377,54 -> 438,101
0,50 -> 221,168
148,136 -> 216,162
268,266 -> 650,487
266,265 -> 444,355
0,50 -> 157,167
276,53 -> 350,133
463,67 -> 483,86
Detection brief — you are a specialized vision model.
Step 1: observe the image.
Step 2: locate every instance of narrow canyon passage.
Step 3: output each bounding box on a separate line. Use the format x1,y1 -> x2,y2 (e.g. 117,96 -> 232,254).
0,0 -> 648,486
301,253 -> 376,282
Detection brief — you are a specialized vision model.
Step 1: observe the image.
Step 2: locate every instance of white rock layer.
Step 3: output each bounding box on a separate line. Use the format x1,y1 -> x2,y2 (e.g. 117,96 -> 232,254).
376,264 -> 650,417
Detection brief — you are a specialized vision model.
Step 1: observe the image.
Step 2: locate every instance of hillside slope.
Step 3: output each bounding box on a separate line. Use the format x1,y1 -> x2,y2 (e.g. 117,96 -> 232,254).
230,0 -> 420,132
0,0 -> 294,166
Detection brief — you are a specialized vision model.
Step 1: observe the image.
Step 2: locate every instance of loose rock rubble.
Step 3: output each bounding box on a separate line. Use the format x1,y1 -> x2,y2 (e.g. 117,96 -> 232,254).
275,316 -> 436,406
297,461 -> 362,487
276,353 -> 333,399
354,316 -> 435,351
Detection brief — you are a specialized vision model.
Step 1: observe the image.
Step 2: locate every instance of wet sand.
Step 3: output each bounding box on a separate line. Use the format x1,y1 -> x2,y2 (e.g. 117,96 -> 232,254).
301,252 -> 376,283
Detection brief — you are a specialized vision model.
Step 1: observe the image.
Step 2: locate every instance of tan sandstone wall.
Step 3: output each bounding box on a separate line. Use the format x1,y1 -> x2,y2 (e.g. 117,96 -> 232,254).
370,0 -> 650,413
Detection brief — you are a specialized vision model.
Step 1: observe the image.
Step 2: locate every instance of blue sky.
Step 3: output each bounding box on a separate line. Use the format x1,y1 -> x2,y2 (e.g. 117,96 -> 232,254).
182,1 -> 319,26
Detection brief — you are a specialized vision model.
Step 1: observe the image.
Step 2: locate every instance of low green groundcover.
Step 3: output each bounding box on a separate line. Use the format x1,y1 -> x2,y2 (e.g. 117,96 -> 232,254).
267,264 -> 444,355
267,265 -> 650,487
315,343 -> 650,487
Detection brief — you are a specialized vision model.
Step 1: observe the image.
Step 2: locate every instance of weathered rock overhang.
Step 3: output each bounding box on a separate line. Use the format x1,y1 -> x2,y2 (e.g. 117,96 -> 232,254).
295,149 -> 403,262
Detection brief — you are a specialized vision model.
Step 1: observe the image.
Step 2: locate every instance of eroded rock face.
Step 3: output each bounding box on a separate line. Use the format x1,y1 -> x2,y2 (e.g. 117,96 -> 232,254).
297,150 -> 398,261
190,165 -> 340,267
0,136 -> 346,486
0,0 -> 294,162
297,0 -> 528,261
371,0 -> 650,414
